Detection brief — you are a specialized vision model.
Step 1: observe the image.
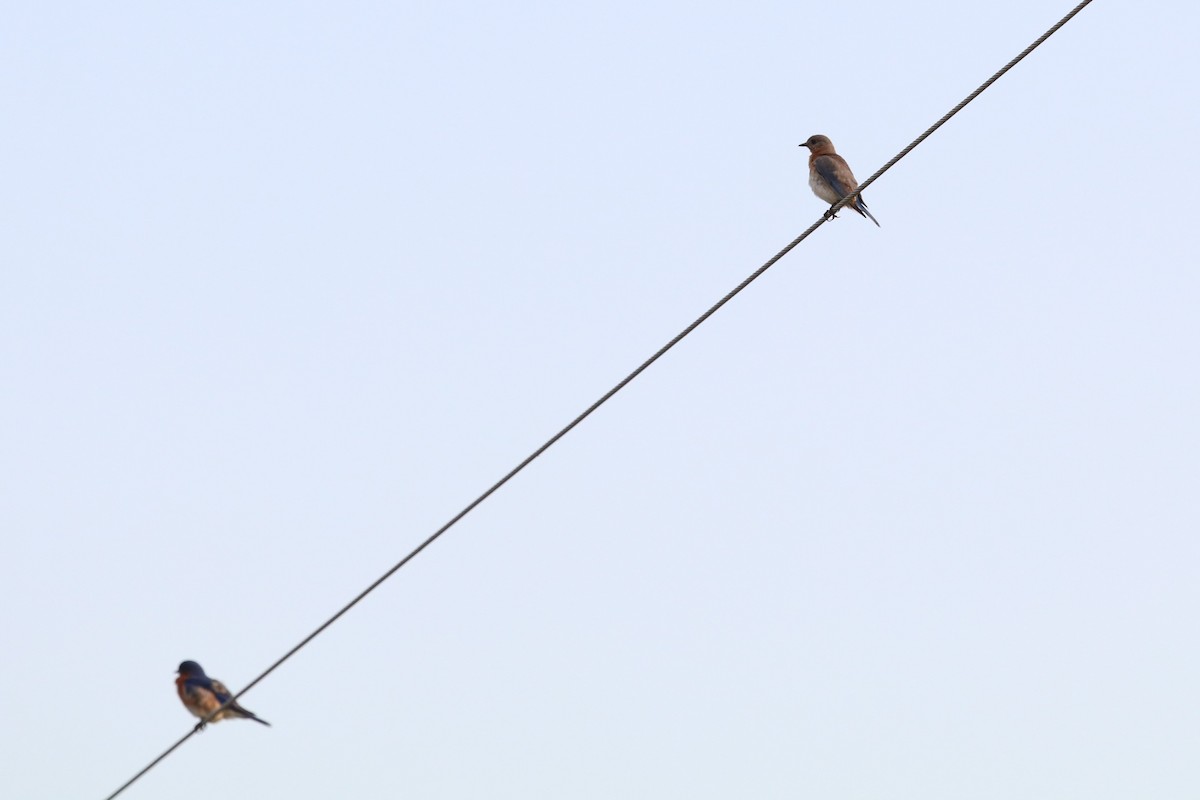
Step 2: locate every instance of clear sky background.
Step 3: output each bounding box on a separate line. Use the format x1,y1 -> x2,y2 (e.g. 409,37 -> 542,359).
2,1 -> 1197,798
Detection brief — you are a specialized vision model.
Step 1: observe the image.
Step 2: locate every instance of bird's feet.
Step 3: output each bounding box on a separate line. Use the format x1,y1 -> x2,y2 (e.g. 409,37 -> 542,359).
823,208 -> 839,221
193,721 -> 207,733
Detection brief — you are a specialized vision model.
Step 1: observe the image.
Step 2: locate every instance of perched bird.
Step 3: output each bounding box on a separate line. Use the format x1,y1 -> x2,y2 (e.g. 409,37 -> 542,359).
176,660 -> 270,731
799,134 -> 879,226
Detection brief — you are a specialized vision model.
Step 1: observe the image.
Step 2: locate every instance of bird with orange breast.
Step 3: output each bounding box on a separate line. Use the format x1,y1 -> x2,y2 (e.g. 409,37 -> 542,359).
176,660 -> 270,731
800,134 -> 879,226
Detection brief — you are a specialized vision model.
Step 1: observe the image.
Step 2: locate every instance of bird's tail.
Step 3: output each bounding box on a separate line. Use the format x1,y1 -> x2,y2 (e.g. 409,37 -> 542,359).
854,196 -> 880,227
234,706 -> 271,726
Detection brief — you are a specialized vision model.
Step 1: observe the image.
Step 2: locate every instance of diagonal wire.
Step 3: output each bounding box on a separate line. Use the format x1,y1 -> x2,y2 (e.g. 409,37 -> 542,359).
101,1 -> 1094,797
827,0 -> 1095,217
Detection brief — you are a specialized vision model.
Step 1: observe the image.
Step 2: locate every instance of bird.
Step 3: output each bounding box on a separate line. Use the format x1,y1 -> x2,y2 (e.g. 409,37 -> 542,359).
799,134 -> 879,226
176,660 -> 270,731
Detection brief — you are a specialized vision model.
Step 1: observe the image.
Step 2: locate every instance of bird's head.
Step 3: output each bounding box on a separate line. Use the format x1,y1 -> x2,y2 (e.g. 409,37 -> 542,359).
800,134 -> 835,154
177,660 -> 205,677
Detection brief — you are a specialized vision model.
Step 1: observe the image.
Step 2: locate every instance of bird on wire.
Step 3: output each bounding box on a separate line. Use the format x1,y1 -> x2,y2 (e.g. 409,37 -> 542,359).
800,134 -> 880,226
175,660 -> 271,731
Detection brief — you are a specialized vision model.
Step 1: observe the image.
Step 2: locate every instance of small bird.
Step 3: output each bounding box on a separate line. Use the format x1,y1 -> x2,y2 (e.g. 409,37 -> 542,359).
176,660 -> 270,731
799,134 -> 879,226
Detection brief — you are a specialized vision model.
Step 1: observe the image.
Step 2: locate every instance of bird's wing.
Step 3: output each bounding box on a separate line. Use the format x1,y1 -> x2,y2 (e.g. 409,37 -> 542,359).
180,678 -> 224,715
813,155 -> 853,198
208,678 -> 234,704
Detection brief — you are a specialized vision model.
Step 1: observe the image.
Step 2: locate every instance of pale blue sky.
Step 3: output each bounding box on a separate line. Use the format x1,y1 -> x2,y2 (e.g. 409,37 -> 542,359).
3,1 -> 1198,798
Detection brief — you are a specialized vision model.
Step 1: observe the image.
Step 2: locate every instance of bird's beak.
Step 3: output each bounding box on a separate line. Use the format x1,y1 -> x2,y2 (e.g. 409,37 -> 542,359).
798,143 -> 809,149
